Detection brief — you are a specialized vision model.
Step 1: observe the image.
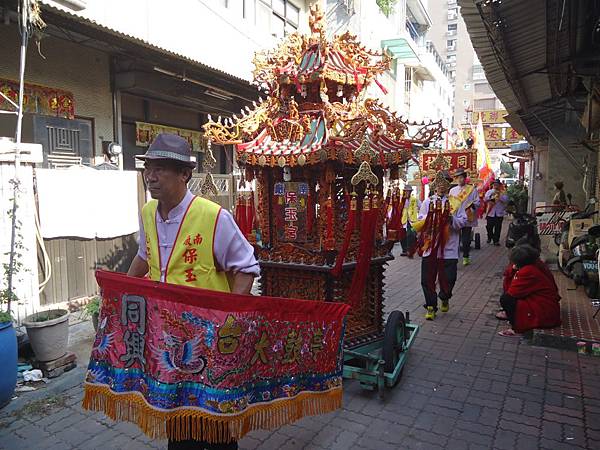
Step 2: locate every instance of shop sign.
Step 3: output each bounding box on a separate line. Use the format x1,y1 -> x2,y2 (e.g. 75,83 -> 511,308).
135,121 -> 205,151
536,209 -> 578,236
420,149 -> 478,174
0,78 -> 75,119
472,110 -> 507,124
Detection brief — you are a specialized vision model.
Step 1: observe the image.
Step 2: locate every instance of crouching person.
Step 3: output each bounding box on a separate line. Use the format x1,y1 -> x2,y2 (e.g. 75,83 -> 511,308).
498,244 -> 561,336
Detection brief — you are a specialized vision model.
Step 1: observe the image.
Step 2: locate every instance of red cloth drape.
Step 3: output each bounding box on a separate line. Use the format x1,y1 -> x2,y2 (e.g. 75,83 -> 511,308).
332,193 -> 357,277
348,195 -> 379,307
235,197 -> 249,236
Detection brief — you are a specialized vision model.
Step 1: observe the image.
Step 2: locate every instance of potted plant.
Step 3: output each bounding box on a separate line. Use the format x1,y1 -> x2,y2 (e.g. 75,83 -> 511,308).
507,182 -> 529,214
0,295 -> 17,408
85,296 -> 101,332
23,308 -> 69,362
1,193 -> 23,407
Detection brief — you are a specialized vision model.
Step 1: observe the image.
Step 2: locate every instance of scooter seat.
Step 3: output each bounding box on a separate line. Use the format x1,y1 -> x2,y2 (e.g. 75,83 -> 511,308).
570,235 -> 591,250
589,224 -> 600,238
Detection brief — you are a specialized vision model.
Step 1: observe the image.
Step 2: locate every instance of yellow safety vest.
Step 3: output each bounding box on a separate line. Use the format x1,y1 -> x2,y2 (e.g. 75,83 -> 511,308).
141,196 -> 230,292
401,197 -> 419,225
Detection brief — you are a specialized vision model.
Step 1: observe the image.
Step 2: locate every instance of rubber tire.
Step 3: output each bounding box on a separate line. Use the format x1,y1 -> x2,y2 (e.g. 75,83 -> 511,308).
382,311 -> 407,374
474,233 -> 481,250
585,282 -> 599,299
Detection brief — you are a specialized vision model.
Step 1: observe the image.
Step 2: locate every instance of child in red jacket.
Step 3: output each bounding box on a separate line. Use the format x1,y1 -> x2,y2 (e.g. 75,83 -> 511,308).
498,244 -> 561,336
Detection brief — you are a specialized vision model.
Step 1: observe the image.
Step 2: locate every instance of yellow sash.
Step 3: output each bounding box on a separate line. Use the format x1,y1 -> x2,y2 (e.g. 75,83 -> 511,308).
401,197 -> 419,225
449,185 -> 475,220
142,196 -> 230,292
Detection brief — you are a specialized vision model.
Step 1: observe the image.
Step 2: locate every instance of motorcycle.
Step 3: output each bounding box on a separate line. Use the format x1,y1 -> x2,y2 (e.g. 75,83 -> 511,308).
556,208 -> 599,298
506,213 -> 540,249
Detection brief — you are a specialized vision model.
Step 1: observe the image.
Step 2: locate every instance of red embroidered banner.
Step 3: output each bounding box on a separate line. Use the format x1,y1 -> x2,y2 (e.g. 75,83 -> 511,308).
0,78 -> 75,119
420,149 -> 478,176
83,271 -> 349,443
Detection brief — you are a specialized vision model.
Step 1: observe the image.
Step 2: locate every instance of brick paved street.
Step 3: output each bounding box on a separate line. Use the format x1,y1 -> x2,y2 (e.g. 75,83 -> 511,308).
2,226 -> 600,450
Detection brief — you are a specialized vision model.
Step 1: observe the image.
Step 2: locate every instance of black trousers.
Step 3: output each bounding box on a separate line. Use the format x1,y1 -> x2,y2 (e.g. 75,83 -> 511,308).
421,256 -> 458,310
400,224 -> 415,253
168,440 -> 238,450
486,216 -> 504,244
499,293 -> 518,327
460,227 -> 472,258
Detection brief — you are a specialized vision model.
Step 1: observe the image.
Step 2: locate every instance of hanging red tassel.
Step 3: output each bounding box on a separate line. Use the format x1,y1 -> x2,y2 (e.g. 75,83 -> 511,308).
388,190 -> 409,242
436,200 -> 452,293
332,192 -> 357,277
348,192 -> 380,307
235,195 -> 248,236
324,189 -> 336,251
415,202 -> 435,257
246,191 -> 256,243
377,189 -> 391,241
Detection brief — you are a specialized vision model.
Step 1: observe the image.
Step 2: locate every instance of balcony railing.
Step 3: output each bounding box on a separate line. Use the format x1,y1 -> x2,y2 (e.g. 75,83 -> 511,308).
424,41 -> 451,79
406,20 -> 425,46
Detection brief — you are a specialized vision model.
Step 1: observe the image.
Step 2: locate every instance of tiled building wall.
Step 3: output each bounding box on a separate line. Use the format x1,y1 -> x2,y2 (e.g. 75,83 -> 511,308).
0,24 -> 113,155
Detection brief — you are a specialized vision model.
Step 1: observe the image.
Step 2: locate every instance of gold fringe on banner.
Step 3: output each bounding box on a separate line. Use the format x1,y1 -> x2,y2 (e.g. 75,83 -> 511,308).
82,383 -> 342,443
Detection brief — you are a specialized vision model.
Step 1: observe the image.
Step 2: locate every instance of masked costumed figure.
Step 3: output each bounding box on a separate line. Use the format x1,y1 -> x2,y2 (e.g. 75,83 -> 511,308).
413,170 -> 467,320
484,179 -> 509,246
449,167 -> 480,266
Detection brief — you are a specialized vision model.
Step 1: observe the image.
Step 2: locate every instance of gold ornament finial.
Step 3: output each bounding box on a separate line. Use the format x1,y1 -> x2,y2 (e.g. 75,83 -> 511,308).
351,161 -> 379,187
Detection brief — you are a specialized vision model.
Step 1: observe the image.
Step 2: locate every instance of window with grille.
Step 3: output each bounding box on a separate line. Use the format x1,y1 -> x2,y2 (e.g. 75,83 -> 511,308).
258,0 -> 300,38
404,67 -> 412,109
474,82 -> 493,95
474,98 -> 496,110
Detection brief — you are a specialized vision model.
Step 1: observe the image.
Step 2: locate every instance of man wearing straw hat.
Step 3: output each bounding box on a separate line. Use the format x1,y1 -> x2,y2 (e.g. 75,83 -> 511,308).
128,133 -> 259,450
484,179 -> 510,246
449,167 -> 480,266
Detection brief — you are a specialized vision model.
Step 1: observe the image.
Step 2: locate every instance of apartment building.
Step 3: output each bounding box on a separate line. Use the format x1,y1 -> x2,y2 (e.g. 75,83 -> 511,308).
326,0 -> 453,129
427,0 -> 502,128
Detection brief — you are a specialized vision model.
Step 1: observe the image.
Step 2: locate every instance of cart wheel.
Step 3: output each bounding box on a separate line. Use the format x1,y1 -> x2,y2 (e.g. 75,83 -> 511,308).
474,233 -> 481,250
585,282 -> 599,299
383,311 -> 407,374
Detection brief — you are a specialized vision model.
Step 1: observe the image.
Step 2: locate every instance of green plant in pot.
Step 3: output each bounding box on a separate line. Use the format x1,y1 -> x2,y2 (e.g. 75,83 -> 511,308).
0,191 -> 22,407
85,296 -> 101,333
507,182 -> 529,214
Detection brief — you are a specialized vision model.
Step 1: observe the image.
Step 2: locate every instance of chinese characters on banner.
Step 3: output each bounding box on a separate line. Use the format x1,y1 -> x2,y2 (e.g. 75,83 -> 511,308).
274,182 -> 309,243
135,121 -> 205,152
462,126 -> 523,146
119,295 -> 147,368
84,270 -> 350,441
472,110 -> 507,124
0,78 -> 75,119
420,149 -> 478,174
